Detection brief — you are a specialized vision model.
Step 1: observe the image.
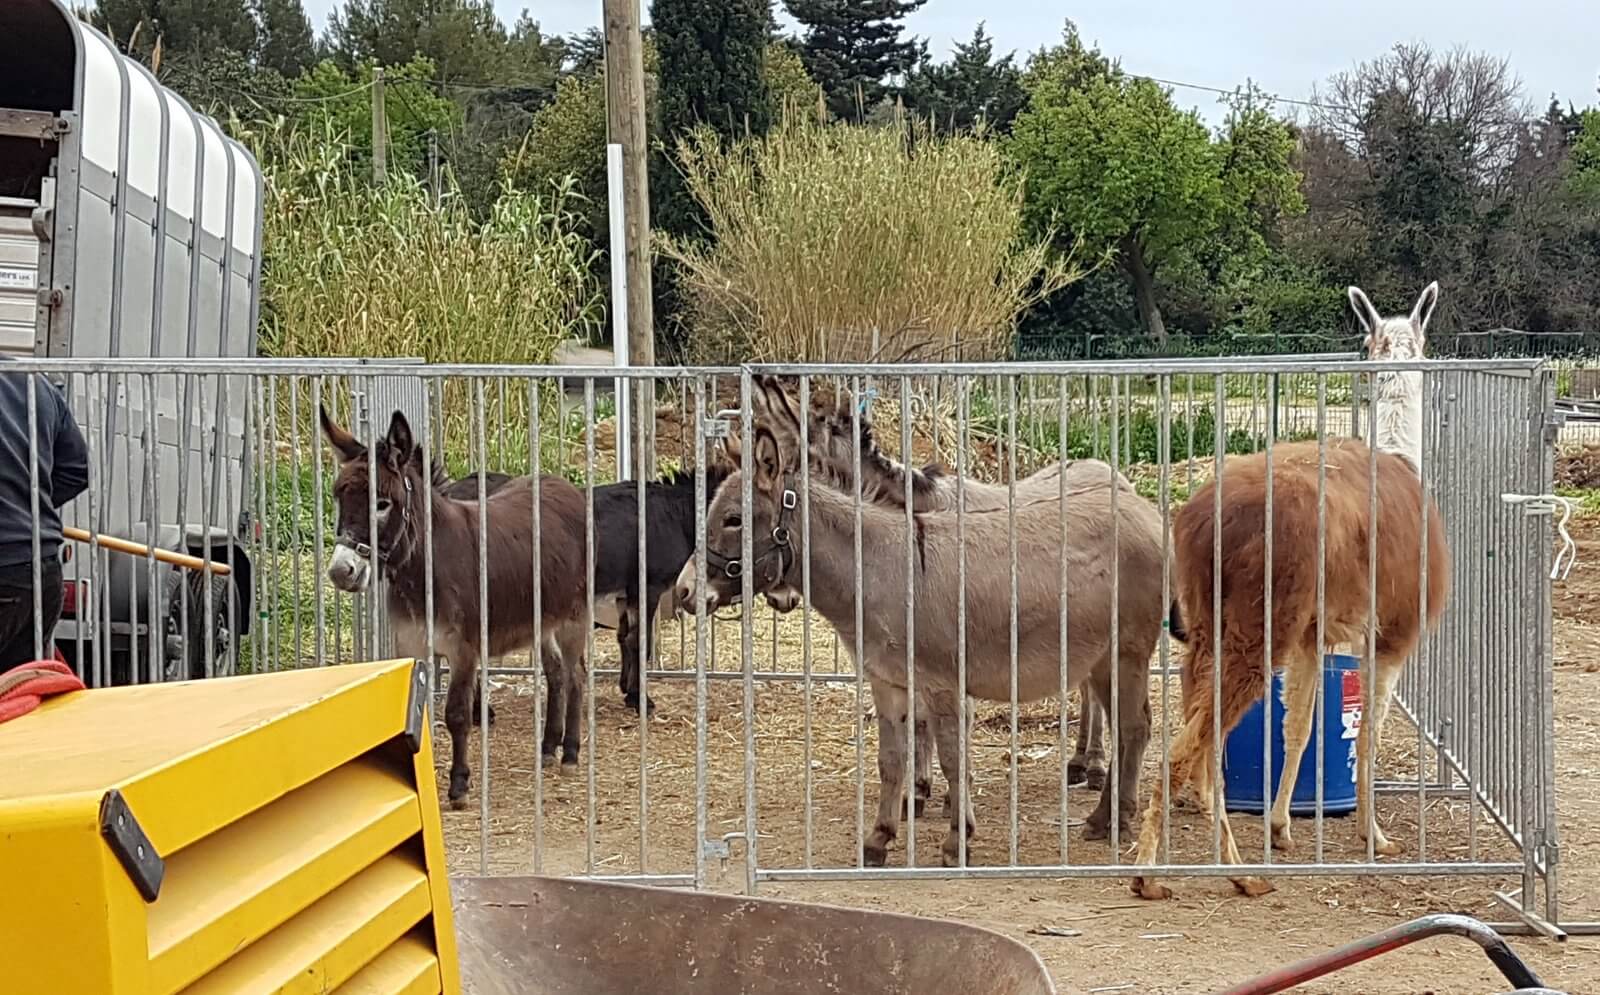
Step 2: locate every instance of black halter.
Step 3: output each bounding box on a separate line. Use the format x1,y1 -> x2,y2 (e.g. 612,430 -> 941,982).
336,475 -> 418,567
704,477 -> 799,588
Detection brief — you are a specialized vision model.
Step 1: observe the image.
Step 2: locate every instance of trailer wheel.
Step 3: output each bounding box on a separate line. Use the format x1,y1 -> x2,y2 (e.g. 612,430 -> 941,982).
169,572 -> 237,680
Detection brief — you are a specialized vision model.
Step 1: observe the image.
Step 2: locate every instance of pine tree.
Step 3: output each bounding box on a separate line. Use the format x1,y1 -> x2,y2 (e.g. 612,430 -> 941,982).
652,0 -> 770,238
902,22 -> 1024,134
96,0 -> 259,59
784,0 -> 927,120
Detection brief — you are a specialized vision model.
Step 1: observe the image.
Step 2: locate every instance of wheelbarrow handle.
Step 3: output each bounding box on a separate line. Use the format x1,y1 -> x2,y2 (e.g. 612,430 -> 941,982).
63,527 -> 233,577
1221,913 -> 1549,995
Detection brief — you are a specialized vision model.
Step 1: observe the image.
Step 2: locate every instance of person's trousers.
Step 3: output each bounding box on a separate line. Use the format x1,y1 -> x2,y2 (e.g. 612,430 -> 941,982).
0,559 -> 63,673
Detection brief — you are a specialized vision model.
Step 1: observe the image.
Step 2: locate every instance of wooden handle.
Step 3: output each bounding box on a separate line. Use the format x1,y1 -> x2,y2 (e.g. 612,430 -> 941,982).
63,526 -> 233,577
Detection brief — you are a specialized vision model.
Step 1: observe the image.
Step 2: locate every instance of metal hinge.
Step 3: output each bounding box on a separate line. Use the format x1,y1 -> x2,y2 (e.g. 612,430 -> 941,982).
99,789 -> 164,902
1543,410 -> 1566,445
403,658 -> 429,752
701,417 -> 731,440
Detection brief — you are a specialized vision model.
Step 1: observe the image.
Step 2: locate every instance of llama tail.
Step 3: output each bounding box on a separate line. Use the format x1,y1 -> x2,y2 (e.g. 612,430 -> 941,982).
1167,599 -> 1187,643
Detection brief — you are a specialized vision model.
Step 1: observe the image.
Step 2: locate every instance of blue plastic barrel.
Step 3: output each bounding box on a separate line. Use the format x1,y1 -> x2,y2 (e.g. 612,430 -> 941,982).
1221,654 -> 1361,816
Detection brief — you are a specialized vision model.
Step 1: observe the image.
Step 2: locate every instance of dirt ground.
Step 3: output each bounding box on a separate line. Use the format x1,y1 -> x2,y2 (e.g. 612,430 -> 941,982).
429,518 -> 1600,993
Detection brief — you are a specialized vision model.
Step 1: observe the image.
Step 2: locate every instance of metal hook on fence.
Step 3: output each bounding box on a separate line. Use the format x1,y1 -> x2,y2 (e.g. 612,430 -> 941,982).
1500,493 -> 1578,581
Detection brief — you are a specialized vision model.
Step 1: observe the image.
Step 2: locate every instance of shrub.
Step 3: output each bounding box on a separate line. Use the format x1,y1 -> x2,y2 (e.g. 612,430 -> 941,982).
660,112 -> 1077,362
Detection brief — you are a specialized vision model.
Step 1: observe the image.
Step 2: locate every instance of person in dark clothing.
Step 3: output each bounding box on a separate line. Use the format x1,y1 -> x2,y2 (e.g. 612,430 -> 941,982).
0,364 -> 89,671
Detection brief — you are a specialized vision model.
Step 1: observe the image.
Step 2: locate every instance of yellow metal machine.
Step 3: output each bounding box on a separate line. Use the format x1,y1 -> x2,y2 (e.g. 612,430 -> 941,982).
0,658 -> 461,995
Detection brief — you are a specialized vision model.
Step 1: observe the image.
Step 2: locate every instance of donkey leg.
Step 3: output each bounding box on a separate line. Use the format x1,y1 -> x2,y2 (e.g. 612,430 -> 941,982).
444,651 -> 478,810
902,693 -> 934,820
616,608 -> 637,707
1068,682 -> 1107,791
864,681 -> 910,868
927,689 -> 975,867
1084,661 -> 1151,840
636,596 -> 660,716
539,634 -> 566,765
557,623 -> 588,768
1267,651 -> 1321,851
1356,656 -> 1406,856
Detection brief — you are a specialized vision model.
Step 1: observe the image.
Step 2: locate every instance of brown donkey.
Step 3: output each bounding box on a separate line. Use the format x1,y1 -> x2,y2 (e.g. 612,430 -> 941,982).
678,425 -> 1164,867
321,406 -> 591,809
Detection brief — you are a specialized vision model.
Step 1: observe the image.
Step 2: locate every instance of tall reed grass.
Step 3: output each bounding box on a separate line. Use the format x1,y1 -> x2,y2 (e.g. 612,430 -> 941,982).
239,117 -> 606,443
660,111 -> 1079,363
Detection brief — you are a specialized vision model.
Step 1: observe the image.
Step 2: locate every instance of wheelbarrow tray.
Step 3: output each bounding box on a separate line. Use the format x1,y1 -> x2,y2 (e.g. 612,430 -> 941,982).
452,875 -> 1056,995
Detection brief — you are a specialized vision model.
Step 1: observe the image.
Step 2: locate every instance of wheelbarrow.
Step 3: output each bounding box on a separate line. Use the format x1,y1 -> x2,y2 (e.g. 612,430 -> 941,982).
1222,913 -> 1567,994
451,875 -> 1057,995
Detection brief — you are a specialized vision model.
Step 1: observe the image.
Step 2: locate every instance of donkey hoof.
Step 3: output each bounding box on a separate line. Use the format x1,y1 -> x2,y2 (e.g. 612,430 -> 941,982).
560,753 -> 581,771
1083,767 -> 1107,792
1132,876 -> 1173,901
1234,877 -> 1276,898
1082,816 -> 1110,841
623,692 -> 656,716
863,844 -> 889,868
1066,760 -> 1088,787
540,749 -> 559,769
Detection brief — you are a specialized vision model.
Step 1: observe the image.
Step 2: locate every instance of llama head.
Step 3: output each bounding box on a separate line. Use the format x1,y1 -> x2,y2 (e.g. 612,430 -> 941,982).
1348,282 -> 1438,361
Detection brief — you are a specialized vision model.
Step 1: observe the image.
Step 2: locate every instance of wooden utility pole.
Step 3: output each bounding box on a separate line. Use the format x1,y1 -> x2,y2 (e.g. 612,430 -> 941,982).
371,66 -> 388,184
602,0 -> 655,475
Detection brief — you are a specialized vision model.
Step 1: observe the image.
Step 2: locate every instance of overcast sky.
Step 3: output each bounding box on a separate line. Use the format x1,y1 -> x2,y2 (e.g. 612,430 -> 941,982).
301,1 -> 1598,125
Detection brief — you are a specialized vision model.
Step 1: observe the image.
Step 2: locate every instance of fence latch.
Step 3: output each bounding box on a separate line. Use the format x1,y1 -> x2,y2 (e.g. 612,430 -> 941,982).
1499,493 -> 1577,580
700,417 -> 731,440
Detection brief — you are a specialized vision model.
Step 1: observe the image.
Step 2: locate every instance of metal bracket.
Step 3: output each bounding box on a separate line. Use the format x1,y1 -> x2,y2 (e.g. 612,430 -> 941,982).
0,108 -> 64,141
1543,410 -> 1567,445
98,789 -> 164,902
403,658 -> 428,753
701,417 -> 731,440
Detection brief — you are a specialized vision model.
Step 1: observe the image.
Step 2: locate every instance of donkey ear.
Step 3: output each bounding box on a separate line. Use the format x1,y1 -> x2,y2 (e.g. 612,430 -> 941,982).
754,374 -> 799,430
1409,281 -> 1440,336
753,426 -> 786,490
1347,286 -> 1382,335
384,410 -> 414,466
320,403 -> 364,463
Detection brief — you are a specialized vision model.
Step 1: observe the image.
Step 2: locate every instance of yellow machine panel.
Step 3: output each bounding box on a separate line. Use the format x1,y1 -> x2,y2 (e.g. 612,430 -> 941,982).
0,659 -> 461,995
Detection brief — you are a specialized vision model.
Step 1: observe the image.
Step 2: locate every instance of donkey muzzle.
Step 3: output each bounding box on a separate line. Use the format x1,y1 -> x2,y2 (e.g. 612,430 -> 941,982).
329,542 -> 373,593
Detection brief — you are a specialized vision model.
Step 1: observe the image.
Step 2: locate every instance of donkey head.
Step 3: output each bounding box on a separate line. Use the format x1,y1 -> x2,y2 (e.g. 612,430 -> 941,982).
320,405 -> 428,593
1348,282 -> 1438,361
752,374 -> 865,479
676,425 -> 799,615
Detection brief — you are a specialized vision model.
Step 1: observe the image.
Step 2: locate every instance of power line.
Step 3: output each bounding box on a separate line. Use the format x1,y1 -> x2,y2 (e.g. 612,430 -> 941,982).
217,78 -> 376,106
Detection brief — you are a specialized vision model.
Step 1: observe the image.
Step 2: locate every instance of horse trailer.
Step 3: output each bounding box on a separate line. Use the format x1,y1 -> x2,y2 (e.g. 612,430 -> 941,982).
2,0 -> 260,682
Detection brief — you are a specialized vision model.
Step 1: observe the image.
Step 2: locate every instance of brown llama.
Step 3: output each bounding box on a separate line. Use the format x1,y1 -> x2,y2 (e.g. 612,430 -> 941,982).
1131,283 -> 1451,900
321,406 -> 592,810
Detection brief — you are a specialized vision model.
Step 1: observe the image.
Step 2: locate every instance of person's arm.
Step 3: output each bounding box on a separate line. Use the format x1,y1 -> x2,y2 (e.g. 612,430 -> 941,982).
47,380 -> 89,510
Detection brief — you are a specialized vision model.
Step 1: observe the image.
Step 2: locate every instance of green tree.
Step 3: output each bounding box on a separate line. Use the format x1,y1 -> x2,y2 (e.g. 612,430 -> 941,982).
785,0 -> 927,120
903,23 -> 1025,134
325,0 -> 507,83
1010,24 -> 1223,345
255,0 -> 315,77
294,56 -> 460,178
764,41 -> 823,120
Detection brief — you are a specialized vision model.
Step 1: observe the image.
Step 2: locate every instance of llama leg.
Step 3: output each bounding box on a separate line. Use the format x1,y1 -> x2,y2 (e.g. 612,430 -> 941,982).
1356,658 -> 1405,856
1268,653 -> 1321,851
1068,683 -> 1107,790
444,650 -> 477,810
864,681 -> 910,867
927,689 -> 975,867
1131,710 -> 1207,899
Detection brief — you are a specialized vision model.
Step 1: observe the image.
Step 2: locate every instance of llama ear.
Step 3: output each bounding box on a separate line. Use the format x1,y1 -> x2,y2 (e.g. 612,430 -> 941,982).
753,426 -> 786,491
320,404 -> 365,464
1347,286 -> 1381,335
1410,281 -> 1440,336
384,410 -> 414,466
